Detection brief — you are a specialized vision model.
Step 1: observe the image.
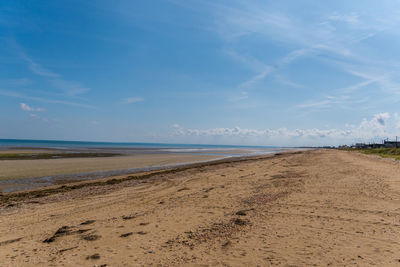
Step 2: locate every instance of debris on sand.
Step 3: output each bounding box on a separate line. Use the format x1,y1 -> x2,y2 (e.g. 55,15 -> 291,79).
58,246 -> 78,253
86,253 -> 100,260
122,215 -> 135,220
82,234 -> 101,241
80,220 -> 96,225
204,187 -> 214,193
43,224 -> 98,243
76,229 -> 91,234
221,240 -> 231,248
168,216 -> 251,249
137,231 -> 147,235
43,226 -> 72,243
233,218 -> 249,226
177,187 -> 190,192
120,232 -> 133,238
0,237 -> 23,246
105,178 -> 118,185
235,210 -> 247,216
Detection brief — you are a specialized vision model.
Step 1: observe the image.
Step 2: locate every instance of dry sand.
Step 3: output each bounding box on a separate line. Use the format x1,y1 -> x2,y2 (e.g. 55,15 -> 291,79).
0,154 -> 222,181
0,149 -> 400,266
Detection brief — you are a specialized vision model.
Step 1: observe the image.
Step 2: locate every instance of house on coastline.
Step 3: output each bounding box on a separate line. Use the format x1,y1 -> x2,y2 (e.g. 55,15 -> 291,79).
354,143 -> 384,149
352,140 -> 400,149
384,140 -> 400,148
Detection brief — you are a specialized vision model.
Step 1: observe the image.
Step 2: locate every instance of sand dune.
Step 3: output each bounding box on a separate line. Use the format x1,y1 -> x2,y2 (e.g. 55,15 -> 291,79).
0,149 -> 400,266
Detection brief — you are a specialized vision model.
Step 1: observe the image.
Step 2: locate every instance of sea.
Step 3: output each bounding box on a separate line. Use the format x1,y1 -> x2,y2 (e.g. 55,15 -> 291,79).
0,138 -> 284,156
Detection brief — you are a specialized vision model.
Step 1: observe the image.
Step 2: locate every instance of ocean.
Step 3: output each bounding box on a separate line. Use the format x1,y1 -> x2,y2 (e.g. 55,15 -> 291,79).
0,138 -> 277,150
0,139 -> 285,158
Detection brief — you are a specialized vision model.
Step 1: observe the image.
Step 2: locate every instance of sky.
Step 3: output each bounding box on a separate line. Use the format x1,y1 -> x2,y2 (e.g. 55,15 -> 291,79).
1,0 -> 400,146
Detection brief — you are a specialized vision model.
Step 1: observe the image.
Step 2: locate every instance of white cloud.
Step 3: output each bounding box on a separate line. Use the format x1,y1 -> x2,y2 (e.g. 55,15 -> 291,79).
171,112 -> 398,146
20,103 -> 44,112
172,124 -> 185,135
122,97 -> 144,104
364,112 -> 390,128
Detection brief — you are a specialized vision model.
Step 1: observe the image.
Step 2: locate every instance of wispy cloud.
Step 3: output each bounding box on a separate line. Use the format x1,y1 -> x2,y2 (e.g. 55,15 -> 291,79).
0,89 -> 95,109
49,79 -> 90,96
226,48 -> 310,89
297,94 -> 369,109
20,53 -> 60,78
1,41 -> 94,109
228,91 -> 248,102
194,1 -> 400,99
20,103 -> 44,112
339,79 -> 377,93
0,78 -> 32,87
240,68 -> 272,88
121,97 -> 144,104
14,42 -> 91,96
327,12 -> 360,25
275,75 -> 304,88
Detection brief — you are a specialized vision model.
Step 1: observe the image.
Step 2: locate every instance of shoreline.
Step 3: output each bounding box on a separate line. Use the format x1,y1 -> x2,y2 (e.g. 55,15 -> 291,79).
0,146 -> 294,193
0,150 -> 302,203
0,155 -> 223,193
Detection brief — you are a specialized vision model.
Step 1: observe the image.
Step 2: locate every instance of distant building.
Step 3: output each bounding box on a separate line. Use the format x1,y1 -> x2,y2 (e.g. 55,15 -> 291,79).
355,143 -> 366,149
384,140 -> 400,148
354,143 -> 385,149
366,143 -> 385,148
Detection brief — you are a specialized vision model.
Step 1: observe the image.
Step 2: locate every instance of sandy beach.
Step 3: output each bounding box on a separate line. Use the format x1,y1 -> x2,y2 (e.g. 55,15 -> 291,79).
0,153 -> 223,181
0,149 -> 400,266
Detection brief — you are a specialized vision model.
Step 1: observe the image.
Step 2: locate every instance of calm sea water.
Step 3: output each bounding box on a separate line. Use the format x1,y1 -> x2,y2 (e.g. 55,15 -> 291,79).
0,138 -> 278,150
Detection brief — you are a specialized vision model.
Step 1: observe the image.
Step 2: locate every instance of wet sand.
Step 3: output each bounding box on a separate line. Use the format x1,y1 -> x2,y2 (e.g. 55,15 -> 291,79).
0,146 -> 280,192
1,149 -> 400,266
0,154 -> 223,181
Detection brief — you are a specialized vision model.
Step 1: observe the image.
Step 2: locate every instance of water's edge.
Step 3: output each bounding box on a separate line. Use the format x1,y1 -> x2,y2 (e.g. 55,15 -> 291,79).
1,150 -> 290,193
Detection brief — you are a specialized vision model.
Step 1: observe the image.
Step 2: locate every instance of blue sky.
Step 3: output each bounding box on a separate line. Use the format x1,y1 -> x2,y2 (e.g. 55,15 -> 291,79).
1,0 -> 400,146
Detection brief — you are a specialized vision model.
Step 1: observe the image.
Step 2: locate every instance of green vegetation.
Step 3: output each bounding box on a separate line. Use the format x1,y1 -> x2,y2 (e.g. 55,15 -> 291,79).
0,152 -> 121,160
344,148 -> 400,160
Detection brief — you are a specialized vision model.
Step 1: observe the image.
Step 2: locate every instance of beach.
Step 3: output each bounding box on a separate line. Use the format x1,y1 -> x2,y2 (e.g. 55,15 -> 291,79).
0,149 -> 399,266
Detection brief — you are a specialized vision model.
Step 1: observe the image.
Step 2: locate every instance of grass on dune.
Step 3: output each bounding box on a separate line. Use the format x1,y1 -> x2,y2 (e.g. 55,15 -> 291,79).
344,147 -> 400,160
